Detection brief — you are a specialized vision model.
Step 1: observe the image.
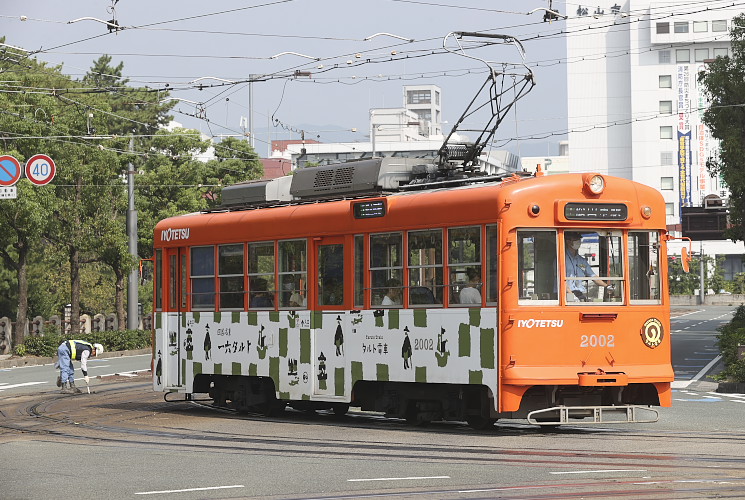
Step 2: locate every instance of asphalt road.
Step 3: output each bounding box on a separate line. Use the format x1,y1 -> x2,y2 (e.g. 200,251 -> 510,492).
1,305 -> 743,500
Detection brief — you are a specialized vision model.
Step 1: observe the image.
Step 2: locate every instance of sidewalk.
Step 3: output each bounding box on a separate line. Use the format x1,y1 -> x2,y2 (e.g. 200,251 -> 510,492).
0,348 -> 152,369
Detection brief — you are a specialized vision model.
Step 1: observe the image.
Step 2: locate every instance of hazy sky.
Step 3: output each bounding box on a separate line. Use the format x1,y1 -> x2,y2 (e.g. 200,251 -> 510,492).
2,0 -> 569,157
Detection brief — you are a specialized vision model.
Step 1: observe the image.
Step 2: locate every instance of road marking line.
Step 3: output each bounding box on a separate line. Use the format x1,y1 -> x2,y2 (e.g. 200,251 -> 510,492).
0,381 -> 45,391
708,392 -> 745,399
550,469 -> 646,475
135,485 -> 244,495
348,476 -> 450,482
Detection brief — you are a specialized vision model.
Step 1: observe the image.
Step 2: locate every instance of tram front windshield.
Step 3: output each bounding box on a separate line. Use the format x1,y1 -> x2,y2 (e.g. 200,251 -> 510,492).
517,229 -> 661,305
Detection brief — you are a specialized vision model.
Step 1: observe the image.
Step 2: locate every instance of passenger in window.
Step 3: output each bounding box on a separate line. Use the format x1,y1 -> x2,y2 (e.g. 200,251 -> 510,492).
250,278 -> 274,308
382,279 -> 402,306
289,276 -> 306,308
459,267 -> 482,304
565,232 -> 610,301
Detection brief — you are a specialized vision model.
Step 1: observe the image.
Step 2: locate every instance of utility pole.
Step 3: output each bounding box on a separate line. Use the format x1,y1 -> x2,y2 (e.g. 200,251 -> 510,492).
127,136 -> 139,329
699,241 -> 705,306
248,75 -> 255,149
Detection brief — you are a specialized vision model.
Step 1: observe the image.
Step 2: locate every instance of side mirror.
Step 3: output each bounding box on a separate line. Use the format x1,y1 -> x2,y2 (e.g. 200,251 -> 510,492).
681,246 -> 692,273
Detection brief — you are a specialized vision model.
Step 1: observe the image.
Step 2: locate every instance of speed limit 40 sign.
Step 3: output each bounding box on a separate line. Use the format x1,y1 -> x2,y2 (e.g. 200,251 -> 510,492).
25,154 -> 56,185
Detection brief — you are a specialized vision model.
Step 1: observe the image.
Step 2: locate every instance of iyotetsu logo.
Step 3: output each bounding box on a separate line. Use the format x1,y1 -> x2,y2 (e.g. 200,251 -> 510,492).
161,228 -> 190,242
516,319 -> 564,328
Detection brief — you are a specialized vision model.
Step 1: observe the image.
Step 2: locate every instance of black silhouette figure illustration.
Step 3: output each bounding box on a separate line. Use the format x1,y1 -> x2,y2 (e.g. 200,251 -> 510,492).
184,328 -> 193,352
435,327 -> 450,367
257,324 -> 268,359
288,358 -> 298,376
334,315 -> 344,356
317,352 -> 328,388
168,331 -> 177,347
155,350 -> 162,384
204,324 -> 212,360
402,326 -> 413,369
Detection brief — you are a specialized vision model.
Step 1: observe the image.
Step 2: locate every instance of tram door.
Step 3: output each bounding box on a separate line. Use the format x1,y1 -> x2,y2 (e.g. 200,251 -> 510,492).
312,237 -> 349,398
165,248 -> 187,388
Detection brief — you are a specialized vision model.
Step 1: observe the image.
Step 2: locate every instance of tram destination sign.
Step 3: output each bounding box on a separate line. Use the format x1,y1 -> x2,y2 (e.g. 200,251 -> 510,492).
353,200 -> 386,219
564,202 -> 628,221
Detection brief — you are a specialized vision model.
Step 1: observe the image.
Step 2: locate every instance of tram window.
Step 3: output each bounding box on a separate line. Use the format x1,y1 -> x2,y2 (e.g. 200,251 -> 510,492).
318,243 -> 344,306
155,249 -> 162,310
248,242 -> 275,309
448,226 -> 481,305
169,254 -> 177,310
370,232 -> 403,306
191,246 -> 215,310
564,230 -> 623,304
278,240 -> 307,309
354,235 -> 364,308
218,244 -> 244,310
518,230 -> 557,304
408,229 -> 443,305
486,225 -> 498,304
629,232 -> 661,303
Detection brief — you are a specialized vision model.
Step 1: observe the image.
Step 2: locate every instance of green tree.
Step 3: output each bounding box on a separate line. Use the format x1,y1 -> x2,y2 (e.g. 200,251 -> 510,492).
699,13 -> 745,241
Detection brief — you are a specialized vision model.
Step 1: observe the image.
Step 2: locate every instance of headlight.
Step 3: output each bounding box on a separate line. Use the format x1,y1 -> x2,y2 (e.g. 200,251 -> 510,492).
583,173 -> 605,195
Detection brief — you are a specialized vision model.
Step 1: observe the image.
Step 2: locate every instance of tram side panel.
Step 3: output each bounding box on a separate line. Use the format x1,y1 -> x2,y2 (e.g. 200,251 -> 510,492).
154,308 -> 498,410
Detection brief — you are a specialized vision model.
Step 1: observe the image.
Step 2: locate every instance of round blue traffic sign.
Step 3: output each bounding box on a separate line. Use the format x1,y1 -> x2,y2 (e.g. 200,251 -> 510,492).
0,155 -> 22,187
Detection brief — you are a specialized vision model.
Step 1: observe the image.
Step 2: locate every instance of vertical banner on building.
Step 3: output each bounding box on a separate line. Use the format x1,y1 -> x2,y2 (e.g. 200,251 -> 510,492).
677,65 -> 692,214
678,130 -> 691,208
696,64 -> 712,200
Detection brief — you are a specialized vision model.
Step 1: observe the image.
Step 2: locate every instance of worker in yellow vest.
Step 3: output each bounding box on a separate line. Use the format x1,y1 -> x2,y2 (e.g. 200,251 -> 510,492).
56,340 -> 104,394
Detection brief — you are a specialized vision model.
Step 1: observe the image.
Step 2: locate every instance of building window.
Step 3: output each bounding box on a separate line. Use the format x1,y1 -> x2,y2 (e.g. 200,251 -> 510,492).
658,50 -> 671,64
714,48 -> 729,58
656,22 -> 670,34
693,21 -> 708,32
674,22 -> 689,33
695,48 -> 709,62
712,20 -> 728,32
666,203 -> 675,216
407,90 -> 431,105
660,126 -> 673,139
659,75 -> 672,88
659,101 -> 673,115
218,244 -> 245,310
435,91 -> 440,106
661,177 -> 674,190
661,151 -> 674,165
676,49 -> 690,63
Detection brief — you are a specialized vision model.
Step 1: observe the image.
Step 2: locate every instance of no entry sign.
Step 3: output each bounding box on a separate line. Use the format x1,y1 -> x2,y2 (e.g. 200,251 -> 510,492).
25,154 -> 56,185
0,155 -> 22,187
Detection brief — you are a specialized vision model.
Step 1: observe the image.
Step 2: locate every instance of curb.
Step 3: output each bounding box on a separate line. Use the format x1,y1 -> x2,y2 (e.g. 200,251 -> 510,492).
716,382 -> 745,394
0,348 -> 152,369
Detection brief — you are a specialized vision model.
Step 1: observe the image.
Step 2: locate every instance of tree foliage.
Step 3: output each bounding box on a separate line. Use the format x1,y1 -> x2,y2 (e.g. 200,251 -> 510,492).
699,13 -> 745,241
0,42 -> 263,344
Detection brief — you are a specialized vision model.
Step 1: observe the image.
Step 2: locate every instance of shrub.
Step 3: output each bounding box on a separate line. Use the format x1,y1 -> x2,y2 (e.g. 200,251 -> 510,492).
715,305 -> 745,382
13,330 -> 151,357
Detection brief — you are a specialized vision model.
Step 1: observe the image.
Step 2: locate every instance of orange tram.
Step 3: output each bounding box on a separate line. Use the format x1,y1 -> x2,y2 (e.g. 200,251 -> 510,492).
152,158 -> 675,427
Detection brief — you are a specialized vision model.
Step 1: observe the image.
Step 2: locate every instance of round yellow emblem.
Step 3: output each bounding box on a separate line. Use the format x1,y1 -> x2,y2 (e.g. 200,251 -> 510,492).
641,318 -> 664,348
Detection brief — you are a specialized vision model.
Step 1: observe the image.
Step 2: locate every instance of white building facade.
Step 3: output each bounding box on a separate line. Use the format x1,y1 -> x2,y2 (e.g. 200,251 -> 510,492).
567,1 -> 744,268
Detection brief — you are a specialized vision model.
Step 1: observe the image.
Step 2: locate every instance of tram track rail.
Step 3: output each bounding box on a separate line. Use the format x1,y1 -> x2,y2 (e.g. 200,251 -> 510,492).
2,374 -> 745,499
